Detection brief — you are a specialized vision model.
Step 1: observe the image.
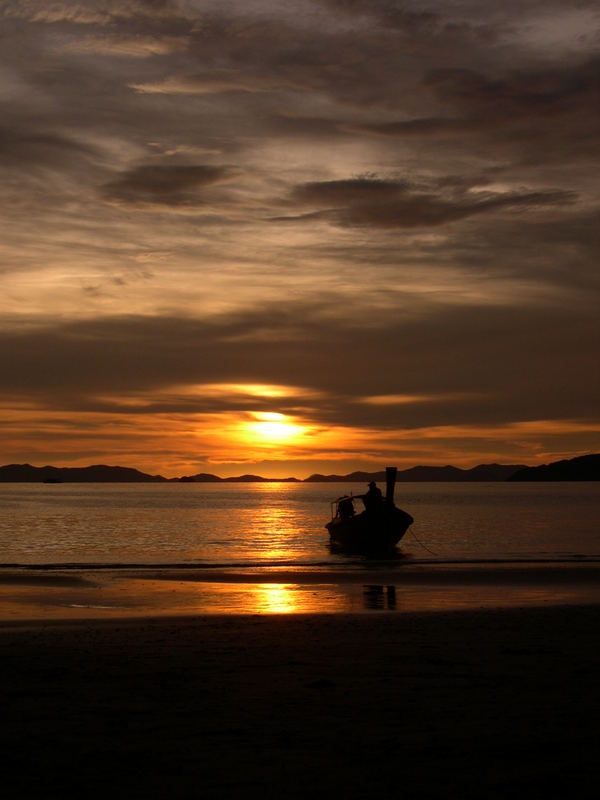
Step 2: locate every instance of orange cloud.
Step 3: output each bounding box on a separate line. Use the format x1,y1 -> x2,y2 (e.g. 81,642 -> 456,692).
2,399 -> 599,478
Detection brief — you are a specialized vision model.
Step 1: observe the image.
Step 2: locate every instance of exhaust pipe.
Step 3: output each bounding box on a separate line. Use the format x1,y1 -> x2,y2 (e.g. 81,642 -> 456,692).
385,466 -> 397,504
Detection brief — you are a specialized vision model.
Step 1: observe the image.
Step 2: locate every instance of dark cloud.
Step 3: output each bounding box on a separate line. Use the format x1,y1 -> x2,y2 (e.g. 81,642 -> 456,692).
259,114 -> 349,139
357,117 -> 473,137
1,303 -> 598,431
0,127 -> 98,167
423,59 -> 600,163
350,56 -> 600,170
279,177 -> 574,228
0,1 -> 598,467
101,163 -> 233,206
425,58 -> 600,120
160,10 -> 450,111
8,0 -> 183,25
444,209 -> 600,292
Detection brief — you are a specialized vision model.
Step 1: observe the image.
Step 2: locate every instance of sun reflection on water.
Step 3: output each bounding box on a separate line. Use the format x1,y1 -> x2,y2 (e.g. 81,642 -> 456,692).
247,506 -> 300,560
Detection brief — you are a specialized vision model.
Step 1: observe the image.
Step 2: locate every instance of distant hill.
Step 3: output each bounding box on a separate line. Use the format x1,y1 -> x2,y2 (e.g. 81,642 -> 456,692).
177,473 -> 221,482
0,464 -> 166,483
178,473 -> 299,483
305,464 -> 526,483
222,474 -> 299,483
2,458 -> 596,482
467,464 -> 528,481
304,471 -> 387,483
509,454 -> 600,481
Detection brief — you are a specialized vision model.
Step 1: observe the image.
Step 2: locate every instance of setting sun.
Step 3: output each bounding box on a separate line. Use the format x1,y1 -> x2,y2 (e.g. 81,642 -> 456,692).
245,412 -> 307,445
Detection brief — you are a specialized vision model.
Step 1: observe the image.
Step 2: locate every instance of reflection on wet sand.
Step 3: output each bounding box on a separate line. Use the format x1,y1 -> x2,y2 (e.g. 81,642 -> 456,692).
363,585 -> 397,610
1,564 -> 599,620
199,581 -> 355,614
255,584 -> 298,614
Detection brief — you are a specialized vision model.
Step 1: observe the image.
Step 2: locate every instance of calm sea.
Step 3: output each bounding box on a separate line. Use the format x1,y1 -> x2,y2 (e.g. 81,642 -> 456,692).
1,482 -> 598,566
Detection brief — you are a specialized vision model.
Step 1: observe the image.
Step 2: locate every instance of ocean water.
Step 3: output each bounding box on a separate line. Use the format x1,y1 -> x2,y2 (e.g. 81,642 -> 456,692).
1,482 -> 599,566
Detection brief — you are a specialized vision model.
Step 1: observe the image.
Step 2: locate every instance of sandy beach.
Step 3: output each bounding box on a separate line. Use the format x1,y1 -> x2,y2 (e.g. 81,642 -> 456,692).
1,586 -> 599,798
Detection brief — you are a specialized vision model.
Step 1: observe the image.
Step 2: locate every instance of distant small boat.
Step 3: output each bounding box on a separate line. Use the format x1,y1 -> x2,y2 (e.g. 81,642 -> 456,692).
326,467 -> 413,553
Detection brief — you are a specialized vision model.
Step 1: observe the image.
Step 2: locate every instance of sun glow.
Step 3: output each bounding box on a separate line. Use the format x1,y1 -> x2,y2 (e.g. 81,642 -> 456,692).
244,412 -> 307,446
177,382 -> 317,400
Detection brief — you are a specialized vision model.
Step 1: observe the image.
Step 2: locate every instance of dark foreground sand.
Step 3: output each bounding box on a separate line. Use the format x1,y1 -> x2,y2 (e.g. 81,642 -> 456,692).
1,605 -> 598,799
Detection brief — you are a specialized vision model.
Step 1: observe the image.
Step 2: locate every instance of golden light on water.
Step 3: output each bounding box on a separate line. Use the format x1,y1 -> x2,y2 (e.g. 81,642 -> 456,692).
248,505 -> 296,560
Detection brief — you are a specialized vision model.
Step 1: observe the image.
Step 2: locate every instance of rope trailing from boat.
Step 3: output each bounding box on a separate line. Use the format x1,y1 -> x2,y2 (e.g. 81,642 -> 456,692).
408,528 -> 438,556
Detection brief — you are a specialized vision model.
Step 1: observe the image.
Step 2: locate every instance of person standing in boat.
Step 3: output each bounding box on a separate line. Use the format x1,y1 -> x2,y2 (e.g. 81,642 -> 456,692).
362,481 -> 383,512
338,496 -> 355,520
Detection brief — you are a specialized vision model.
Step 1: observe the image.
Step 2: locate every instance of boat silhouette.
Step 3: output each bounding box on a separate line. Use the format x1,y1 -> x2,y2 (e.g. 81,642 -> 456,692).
326,467 -> 413,553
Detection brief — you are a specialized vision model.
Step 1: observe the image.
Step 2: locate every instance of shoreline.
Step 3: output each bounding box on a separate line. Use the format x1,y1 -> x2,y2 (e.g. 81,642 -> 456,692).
1,561 -> 599,621
2,554 -> 599,568
2,560 -> 599,582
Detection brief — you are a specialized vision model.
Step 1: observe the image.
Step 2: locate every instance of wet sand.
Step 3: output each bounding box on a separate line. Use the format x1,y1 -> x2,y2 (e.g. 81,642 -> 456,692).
2,602 -> 599,798
1,562 -> 599,618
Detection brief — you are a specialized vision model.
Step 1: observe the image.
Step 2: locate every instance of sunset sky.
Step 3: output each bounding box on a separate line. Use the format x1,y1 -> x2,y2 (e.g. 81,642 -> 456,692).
1,0 -> 599,478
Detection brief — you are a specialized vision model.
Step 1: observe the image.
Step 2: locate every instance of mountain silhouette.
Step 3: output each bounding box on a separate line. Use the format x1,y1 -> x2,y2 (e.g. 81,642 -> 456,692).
508,454 -> 600,481
1,456 -> 597,482
0,464 -> 166,482
305,464 -> 525,482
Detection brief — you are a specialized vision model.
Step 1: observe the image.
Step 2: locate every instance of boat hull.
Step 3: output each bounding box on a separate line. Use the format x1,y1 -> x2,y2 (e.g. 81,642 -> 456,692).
326,505 -> 414,553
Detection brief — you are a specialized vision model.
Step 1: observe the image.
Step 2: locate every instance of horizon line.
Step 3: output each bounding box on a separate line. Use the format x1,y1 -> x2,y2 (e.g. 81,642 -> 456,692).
1,455 -> 597,482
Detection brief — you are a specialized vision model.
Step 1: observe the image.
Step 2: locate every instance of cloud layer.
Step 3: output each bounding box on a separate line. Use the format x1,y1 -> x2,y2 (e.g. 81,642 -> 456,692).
1,0 -> 599,474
